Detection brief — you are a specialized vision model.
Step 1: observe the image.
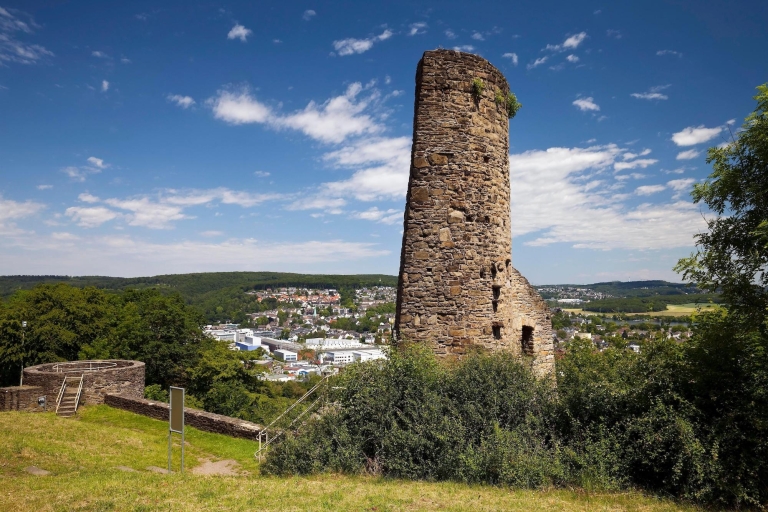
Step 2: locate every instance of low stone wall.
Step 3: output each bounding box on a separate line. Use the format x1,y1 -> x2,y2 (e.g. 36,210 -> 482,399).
104,394 -> 263,441
0,385 -> 47,412
22,360 -> 145,405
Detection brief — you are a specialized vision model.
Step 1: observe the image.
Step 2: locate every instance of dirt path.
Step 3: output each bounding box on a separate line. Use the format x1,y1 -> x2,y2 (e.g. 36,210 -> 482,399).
191,458 -> 242,476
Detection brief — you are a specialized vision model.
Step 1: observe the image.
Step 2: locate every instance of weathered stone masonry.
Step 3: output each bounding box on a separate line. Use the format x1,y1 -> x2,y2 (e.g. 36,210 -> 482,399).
395,49 -> 554,376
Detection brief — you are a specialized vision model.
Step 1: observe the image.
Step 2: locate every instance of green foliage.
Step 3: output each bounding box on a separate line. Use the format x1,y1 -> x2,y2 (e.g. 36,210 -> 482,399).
470,78 -> 485,100
675,84 -> 768,327
264,329 -> 768,507
495,89 -> 522,119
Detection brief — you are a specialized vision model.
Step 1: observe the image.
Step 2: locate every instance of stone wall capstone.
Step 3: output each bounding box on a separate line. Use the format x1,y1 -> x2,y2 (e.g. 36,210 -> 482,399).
394,49 -> 554,376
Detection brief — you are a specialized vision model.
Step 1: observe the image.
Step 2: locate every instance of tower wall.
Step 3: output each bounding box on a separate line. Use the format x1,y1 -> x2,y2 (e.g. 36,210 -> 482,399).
395,49 -> 554,376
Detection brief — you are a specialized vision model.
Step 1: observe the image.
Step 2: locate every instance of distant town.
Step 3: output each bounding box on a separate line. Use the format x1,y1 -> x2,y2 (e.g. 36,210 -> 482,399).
205,286 -> 397,381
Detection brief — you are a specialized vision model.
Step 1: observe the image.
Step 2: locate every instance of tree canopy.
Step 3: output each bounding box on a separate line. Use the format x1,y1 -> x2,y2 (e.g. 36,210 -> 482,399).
676,84 -> 768,327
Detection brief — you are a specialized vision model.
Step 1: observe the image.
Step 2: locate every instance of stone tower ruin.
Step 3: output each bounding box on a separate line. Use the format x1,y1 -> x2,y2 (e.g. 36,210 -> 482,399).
395,49 -> 554,376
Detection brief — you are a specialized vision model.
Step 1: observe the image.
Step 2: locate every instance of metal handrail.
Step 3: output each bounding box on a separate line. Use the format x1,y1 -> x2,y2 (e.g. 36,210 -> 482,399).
55,378 -> 67,414
73,375 -> 84,414
53,361 -> 117,373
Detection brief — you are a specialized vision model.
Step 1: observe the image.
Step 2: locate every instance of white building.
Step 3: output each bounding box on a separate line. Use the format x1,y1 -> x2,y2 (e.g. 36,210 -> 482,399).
274,349 -> 298,362
324,351 -> 354,364
305,337 -> 364,350
352,350 -> 386,362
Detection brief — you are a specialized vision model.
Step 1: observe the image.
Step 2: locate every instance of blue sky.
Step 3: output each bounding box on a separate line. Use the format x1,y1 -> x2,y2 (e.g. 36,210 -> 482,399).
1,0 -> 765,283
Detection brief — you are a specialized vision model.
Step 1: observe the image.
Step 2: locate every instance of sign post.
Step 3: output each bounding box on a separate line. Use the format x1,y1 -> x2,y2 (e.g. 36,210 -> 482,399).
168,386 -> 185,473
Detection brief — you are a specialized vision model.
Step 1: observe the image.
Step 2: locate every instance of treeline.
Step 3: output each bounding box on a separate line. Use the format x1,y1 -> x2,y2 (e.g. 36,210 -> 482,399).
581,293 -> 719,313
0,283 -> 316,423
0,272 -> 398,324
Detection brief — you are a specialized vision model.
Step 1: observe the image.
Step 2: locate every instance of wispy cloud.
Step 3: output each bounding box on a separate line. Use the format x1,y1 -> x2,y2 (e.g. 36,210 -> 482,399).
167,94 -> 195,109
0,195 -> 45,235
502,52 -> 518,66
332,29 -> 392,56
209,82 -> 381,144
227,24 -> 252,42
101,80 -> 109,92
573,97 -> 600,112
91,50 -> 109,58
657,49 -> 682,57
0,6 -> 54,65
66,187 -> 282,229
631,84 -> 670,100
606,29 -> 622,39
676,149 -> 700,160
408,22 -> 427,36
635,184 -> 666,196
671,124 -> 723,146
545,32 -> 588,52
62,157 -> 110,182
302,10 -> 316,21
471,31 -> 484,41
527,56 -> 548,69
566,54 -> 579,63
453,45 -> 475,52
508,144 -> 707,250
444,29 -> 456,39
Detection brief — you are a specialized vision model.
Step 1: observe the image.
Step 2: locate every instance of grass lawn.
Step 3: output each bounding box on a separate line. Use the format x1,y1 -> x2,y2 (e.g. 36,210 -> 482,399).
0,406 -> 698,511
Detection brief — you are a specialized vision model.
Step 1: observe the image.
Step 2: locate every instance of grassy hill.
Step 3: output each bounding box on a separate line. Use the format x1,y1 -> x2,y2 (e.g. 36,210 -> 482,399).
0,406 -> 693,511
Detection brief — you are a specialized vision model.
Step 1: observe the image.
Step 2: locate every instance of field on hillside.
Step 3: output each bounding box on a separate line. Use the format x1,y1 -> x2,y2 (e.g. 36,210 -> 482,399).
0,406 -> 696,511
564,303 -> 720,317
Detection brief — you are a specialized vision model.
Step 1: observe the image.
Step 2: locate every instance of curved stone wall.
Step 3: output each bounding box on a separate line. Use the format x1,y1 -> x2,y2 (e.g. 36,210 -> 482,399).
22,360 -> 145,405
395,49 -> 554,376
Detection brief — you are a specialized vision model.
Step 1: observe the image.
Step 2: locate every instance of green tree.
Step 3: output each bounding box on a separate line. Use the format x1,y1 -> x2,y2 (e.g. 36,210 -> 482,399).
676,84 -> 768,327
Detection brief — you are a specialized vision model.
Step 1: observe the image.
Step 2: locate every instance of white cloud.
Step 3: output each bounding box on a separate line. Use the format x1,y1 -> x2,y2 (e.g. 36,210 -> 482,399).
527,56 -> 548,69
662,168 -> 686,174
545,32 -> 588,52
253,171 -> 270,177
62,157 -> 109,182
0,196 -> 45,234
408,22 -> 427,36
677,149 -> 701,160
657,49 -> 682,57
91,50 -> 109,58
317,136 -> 411,202
303,10 -> 316,21
65,206 -> 120,228
471,32 -> 484,41
332,29 -> 392,56
635,184 -> 666,195
566,54 -> 579,62
667,178 -> 695,191
615,173 -> 646,181
606,29 -> 622,39
444,29 -> 456,39
167,94 -> 195,109
87,156 -> 108,169
0,7 -> 54,65
573,97 -> 600,112
101,80 -> 109,92
353,207 -> 401,225
273,39 -> 282,44
0,235 -> 390,276
631,85 -> 670,100
671,125 -> 723,146
37,184 -> 52,190
614,158 -> 657,171
200,230 -> 223,237
210,82 -> 381,144
78,192 -> 100,203
453,45 -> 475,52
227,24 -> 252,42
121,57 -> 131,64
502,52 -> 518,66
65,187 -> 281,230
508,145 -> 708,250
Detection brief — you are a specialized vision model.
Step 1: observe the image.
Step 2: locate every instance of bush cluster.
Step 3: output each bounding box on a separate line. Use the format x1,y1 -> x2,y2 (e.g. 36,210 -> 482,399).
264,311 -> 768,508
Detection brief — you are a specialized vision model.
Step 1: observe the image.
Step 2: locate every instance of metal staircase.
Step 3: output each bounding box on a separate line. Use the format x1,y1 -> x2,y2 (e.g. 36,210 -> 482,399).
55,375 -> 84,417
255,374 -> 331,461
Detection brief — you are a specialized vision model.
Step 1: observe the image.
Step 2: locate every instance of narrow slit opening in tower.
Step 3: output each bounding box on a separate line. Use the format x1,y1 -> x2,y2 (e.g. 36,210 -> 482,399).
492,325 -> 502,340
521,326 -> 534,355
